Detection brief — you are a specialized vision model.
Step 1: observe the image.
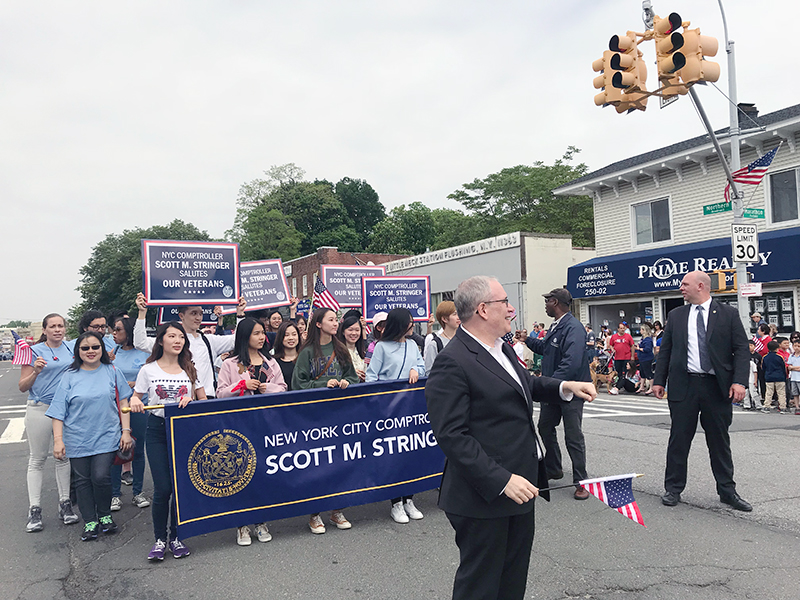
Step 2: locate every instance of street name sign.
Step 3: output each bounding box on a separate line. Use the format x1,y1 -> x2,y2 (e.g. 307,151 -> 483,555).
703,202 -> 732,215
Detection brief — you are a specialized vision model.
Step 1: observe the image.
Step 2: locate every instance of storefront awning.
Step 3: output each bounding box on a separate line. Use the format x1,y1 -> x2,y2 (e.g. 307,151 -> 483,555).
567,226 -> 800,299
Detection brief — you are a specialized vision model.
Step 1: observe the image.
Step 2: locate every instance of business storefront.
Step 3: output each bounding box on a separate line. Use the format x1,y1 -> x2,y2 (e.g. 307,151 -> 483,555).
568,226 -> 800,334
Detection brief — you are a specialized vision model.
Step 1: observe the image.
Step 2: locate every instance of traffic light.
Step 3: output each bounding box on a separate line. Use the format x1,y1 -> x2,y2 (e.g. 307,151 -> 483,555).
608,31 -> 648,113
679,28 -> 720,84
592,50 -> 623,107
653,13 -> 690,96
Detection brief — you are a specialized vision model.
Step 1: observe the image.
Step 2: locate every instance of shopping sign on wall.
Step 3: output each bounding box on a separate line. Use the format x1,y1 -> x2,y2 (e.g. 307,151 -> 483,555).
220,259 -> 291,315
361,276 -> 431,322
321,265 -> 386,308
142,240 -> 240,306
567,227 -> 799,299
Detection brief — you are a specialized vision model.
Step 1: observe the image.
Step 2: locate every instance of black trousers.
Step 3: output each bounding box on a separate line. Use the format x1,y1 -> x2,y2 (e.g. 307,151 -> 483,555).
70,451 -> 115,523
538,399 -> 587,484
665,374 -> 736,497
446,510 -> 535,600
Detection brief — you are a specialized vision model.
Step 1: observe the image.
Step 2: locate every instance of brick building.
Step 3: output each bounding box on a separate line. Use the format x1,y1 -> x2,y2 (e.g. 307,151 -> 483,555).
283,247 -> 408,301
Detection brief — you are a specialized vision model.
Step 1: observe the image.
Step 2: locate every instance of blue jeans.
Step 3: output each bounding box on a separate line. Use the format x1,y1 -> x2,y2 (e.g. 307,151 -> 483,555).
145,414 -> 177,542
110,411 -> 147,497
70,451 -> 115,523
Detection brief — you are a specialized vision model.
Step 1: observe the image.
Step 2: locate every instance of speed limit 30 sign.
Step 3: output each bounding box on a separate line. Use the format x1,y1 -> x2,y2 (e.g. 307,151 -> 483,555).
731,224 -> 759,264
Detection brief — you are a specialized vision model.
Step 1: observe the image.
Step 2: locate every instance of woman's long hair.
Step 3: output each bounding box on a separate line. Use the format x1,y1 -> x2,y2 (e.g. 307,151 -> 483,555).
336,314 -> 365,359
301,308 -> 351,368
36,313 -> 64,344
232,318 -> 263,367
68,331 -> 112,372
113,316 -> 136,348
146,322 -> 198,384
273,321 -> 300,361
381,308 -> 413,343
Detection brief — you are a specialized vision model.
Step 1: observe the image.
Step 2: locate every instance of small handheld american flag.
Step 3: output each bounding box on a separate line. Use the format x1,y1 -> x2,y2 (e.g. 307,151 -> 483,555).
579,473 -> 646,527
312,276 -> 340,311
12,331 -> 33,366
502,331 -> 528,368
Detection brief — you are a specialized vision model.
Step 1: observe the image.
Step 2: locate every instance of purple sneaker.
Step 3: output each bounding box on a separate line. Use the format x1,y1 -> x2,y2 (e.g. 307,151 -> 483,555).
147,539 -> 167,561
168,538 -> 191,559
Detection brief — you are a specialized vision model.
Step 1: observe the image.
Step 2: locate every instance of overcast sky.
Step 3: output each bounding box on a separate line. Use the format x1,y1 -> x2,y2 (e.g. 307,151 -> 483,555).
2,0 -> 797,323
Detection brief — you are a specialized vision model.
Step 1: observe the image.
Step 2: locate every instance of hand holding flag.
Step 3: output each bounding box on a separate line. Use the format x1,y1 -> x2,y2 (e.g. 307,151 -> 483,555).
12,331 -> 32,366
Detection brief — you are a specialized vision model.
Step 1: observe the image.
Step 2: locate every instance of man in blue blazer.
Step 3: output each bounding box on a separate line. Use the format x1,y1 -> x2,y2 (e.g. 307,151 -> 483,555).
653,270 -> 751,511
426,276 -> 596,600
525,288 -> 593,500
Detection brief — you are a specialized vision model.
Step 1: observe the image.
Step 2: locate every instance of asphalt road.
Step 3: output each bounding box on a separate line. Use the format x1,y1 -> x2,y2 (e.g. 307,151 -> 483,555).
1,360 -> 798,600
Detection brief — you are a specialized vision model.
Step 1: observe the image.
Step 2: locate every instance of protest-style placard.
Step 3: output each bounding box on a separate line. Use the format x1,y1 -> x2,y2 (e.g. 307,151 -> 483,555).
158,306 -> 218,326
361,276 -> 431,322
321,265 -> 386,308
220,259 -> 291,315
142,240 -> 240,306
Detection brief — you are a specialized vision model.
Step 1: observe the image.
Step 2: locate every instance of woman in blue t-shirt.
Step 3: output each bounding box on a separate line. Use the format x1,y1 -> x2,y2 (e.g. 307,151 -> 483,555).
110,316 -> 151,511
46,332 -> 133,541
365,308 -> 426,524
18,313 -> 78,533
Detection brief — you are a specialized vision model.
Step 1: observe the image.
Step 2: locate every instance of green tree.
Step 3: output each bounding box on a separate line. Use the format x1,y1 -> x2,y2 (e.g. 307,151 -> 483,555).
368,202 -> 435,255
238,206 -> 303,262
68,220 -> 212,336
447,147 -> 594,247
334,177 -> 386,249
2,320 -> 32,328
430,208 -> 487,250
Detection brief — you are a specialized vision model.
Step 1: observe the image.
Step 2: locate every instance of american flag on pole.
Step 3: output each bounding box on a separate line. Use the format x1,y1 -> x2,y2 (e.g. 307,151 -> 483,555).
312,275 -> 340,311
724,144 -> 780,202
12,331 -> 33,366
752,335 -> 765,355
502,332 -> 528,368
579,474 -> 646,527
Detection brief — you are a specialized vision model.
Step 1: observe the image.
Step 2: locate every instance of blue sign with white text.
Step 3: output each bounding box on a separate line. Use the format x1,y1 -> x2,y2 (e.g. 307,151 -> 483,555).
361,276 -> 431,322
142,240 -> 240,306
158,306 -> 218,326
165,380 -> 443,539
220,259 -> 290,315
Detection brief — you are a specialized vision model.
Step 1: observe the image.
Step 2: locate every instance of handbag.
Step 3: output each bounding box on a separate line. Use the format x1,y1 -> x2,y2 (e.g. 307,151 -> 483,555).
112,366 -> 137,466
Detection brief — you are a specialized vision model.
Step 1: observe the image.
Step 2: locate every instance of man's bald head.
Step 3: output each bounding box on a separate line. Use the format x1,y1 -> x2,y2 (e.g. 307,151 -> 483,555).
680,270 -> 711,305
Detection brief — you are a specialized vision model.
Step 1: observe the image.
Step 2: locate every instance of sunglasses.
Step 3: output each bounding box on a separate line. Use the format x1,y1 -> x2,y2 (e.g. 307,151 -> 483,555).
79,345 -> 102,351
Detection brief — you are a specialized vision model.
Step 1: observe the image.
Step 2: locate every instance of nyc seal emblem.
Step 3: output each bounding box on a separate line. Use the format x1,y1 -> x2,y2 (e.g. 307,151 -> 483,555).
188,429 -> 257,498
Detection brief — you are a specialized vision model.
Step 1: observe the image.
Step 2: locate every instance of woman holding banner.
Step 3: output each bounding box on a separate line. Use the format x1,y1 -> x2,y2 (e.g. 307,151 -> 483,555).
272,321 -> 301,390
46,332 -> 133,541
216,318 -> 287,546
129,322 -> 206,562
366,308 -> 426,524
109,317 -> 151,512
293,308 -> 358,534
337,314 -> 367,382
18,313 -> 79,532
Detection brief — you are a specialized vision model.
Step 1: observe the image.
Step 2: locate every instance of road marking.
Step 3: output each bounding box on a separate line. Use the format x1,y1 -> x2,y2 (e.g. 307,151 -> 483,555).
0,404 -> 27,413
0,417 -> 26,444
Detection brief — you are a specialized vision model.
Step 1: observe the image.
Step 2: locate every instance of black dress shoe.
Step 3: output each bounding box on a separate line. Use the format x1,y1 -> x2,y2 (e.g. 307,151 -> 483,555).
661,491 -> 681,506
548,470 -> 564,480
720,493 -> 752,512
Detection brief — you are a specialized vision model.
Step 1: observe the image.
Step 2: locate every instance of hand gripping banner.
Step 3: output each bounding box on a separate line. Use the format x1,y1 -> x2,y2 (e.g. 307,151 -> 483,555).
164,380 -> 444,539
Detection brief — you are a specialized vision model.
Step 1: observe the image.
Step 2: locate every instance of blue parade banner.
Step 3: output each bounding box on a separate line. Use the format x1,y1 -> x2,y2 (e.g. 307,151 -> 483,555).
158,306 -> 218,326
142,240 -> 240,306
220,259 -> 291,315
295,299 -> 311,319
321,264 -> 387,308
165,380 -> 443,539
567,226 -> 800,299
361,276 -> 431,322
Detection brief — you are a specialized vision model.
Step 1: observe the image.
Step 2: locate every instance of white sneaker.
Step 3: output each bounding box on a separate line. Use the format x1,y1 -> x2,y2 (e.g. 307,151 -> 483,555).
391,501 -> 409,524
236,526 -> 252,546
132,494 -> 150,508
309,514 -> 326,534
110,497 -> 122,512
254,523 -> 272,542
403,499 -> 424,520
330,510 -> 352,530
608,388 -> 619,395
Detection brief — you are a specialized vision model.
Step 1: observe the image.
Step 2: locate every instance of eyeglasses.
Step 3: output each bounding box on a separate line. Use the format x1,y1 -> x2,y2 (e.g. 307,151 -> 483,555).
86,325 -> 106,331
476,297 -> 509,314
79,345 -> 102,351
113,327 -> 125,332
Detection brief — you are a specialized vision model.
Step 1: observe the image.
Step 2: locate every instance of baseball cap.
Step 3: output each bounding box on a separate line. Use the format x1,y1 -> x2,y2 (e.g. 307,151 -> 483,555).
372,311 -> 389,325
543,288 -> 572,306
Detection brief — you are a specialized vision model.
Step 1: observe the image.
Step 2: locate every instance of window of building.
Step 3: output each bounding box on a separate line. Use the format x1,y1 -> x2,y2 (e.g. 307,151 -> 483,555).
302,275 -> 308,297
769,169 -> 799,223
292,277 -> 297,298
633,198 -> 671,246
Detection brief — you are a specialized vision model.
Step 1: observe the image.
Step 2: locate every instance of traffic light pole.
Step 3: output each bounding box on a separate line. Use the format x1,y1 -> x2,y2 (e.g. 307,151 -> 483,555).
687,86 -> 751,333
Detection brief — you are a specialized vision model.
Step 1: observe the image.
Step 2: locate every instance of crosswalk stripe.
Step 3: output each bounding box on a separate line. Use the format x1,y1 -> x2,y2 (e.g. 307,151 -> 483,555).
0,417 -> 26,444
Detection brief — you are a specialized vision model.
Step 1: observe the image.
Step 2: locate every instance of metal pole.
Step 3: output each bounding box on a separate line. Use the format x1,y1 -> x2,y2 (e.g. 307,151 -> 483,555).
717,0 -> 750,333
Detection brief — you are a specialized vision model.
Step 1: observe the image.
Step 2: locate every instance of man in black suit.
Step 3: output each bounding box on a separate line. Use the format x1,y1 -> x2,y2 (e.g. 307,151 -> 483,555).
525,288 -> 592,500
426,276 -> 596,600
652,270 -> 751,511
